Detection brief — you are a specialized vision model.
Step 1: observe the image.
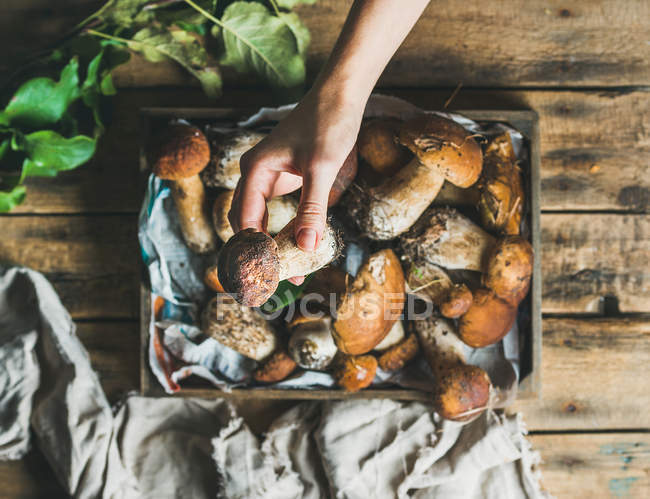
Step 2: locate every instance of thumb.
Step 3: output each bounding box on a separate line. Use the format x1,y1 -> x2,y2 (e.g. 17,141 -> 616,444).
295,169 -> 335,251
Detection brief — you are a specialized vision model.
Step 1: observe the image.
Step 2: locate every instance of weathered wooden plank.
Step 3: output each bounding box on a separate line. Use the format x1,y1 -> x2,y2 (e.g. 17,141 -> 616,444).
0,448 -> 69,499
540,214 -> 649,314
529,433 -> 650,499
76,321 -> 140,401
512,317 -> 650,431
0,215 -> 138,318
1,212 -> 647,317
2,1 -> 649,87
12,89 -> 649,214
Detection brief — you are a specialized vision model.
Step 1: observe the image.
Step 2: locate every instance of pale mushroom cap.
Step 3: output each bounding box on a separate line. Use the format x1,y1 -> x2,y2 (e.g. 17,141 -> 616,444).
399,114 -> 483,188
149,124 -> 210,180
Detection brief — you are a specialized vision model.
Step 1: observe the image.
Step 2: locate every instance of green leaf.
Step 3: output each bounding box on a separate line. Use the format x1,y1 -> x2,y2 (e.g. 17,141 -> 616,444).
2,58 -> 81,129
0,113 -> 9,127
175,20 -> 208,35
14,131 -> 96,178
276,0 -> 317,9
219,1 -> 306,88
261,274 -> 313,313
0,138 -> 9,161
129,27 -> 222,97
0,184 -> 26,212
99,0 -> 154,27
279,12 -> 310,56
100,73 -> 117,95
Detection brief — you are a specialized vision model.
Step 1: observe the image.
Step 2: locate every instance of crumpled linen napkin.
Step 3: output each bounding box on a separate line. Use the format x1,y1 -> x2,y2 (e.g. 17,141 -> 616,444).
0,266 -> 549,498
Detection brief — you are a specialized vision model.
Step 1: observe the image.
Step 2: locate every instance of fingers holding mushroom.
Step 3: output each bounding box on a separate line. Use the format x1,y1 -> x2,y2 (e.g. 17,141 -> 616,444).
217,219 -> 341,307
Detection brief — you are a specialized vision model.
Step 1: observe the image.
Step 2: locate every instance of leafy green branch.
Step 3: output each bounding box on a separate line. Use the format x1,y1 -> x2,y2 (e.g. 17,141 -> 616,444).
0,0 -> 316,212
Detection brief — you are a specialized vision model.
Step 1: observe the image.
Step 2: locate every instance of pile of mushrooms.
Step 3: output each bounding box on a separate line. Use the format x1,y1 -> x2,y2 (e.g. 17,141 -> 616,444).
148,112 -> 534,421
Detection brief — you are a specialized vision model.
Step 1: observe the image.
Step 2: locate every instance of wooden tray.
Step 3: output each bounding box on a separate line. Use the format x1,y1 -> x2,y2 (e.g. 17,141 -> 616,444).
139,107 -> 542,401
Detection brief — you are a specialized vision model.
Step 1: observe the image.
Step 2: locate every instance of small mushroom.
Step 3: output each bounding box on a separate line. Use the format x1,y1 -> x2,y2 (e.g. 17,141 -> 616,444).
347,115 -> 482,240
217,219 -> 341,307
415,316 -> 491,421
253,349 -> 297,383
483,236 -> 534,306
204,263 -> 225,292
287,315 -> 338,370
440,283 -> 473,319
374,319 -> 406,351
200,129 -> 266,189
333,249 -> 405,355
201,295 -> 277,361
332,354 -> 378,392
478,133 -> 524,235
357,118 -> 412,178
457,288 -> 517,348
401,207 -> 496,272
377,333 -> 419,372
212,190 -> 298,242
149,124 -> 217,253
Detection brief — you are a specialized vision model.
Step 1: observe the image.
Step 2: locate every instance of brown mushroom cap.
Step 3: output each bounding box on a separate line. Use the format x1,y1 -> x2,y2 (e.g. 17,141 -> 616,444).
440,283 -> 473,319
399,114 -> 482,188
149,124 -> 210,180
377,333 -> 419,372
217,229 -> 280,307
333,354 -> 378,392
435,364 -> 491,421
483,236 -> 534,305
458,288 -> 517,347
254,349 -> 297,383
333,249 -> 405,355
358,118 -> 412,177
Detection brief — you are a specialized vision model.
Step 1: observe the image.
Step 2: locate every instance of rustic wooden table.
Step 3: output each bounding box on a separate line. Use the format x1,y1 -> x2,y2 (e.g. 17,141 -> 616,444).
1,1 -> 648,497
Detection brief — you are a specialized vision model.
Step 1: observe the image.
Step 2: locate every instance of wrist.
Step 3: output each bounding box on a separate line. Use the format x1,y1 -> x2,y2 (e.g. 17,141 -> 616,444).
309,72 -> 369,122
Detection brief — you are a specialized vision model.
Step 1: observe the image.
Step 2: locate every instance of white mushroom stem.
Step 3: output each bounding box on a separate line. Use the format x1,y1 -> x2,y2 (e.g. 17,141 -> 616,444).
274,220 -> 340,281
415,316 -> 466,369
171,175 -> 216,254
403,260 -> 453,305
202,130 -> 266,189
363,158 -> 445,240
288,317 -> 338,370
213,190 -> 298,242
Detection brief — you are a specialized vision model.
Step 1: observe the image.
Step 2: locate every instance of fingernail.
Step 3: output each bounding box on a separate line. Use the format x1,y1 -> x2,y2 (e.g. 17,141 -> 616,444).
297,228 -> 317,251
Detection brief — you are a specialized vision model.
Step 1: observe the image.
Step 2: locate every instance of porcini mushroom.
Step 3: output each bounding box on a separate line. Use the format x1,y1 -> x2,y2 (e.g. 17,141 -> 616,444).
212,190 -> 298,242
415,316 -> 491,421
440,283 -> 473,319
358,118 -> 412,178
483,235 -> 534,306
478,133 -> 524,235
200,129 -> 266,189
332,354 -> 378,392
457,288 -> 517,348
402,259 -> 453,305
347,114 -> 482,240
253,349 -> 297,383
217,219 -> 341,307
287,315 -> 338,370
201,295 -> 277,361
327,145 -> 359,206
377,333 -> 419,372
401,207 -> 495,272
333,249 -> 405,355
149,124 -> 217,253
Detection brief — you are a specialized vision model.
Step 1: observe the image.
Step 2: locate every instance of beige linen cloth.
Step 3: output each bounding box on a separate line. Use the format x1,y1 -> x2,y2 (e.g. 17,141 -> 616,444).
0,266 -> 550,498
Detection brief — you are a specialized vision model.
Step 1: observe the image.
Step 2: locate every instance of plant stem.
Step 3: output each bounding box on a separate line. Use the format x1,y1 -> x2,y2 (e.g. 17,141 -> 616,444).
86,29 -> 131,45
269,0 -> 281,16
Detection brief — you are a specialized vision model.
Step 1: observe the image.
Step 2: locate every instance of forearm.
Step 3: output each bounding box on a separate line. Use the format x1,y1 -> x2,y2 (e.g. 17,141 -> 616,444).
313,0 -> 430,105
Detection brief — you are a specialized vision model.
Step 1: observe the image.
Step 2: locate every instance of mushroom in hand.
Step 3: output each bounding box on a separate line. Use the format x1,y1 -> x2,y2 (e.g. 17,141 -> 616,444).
149,124 -> 217,253
217,219 -> 341,307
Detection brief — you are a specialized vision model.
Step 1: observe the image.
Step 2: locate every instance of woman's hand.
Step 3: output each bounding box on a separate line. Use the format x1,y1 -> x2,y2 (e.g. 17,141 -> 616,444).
228,84 -> 364,283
